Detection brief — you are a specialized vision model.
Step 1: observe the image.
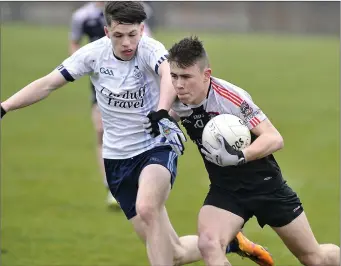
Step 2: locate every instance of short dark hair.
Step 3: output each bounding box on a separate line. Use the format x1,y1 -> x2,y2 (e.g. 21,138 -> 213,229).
168,36 -> 209,70
104,1 -> 147,26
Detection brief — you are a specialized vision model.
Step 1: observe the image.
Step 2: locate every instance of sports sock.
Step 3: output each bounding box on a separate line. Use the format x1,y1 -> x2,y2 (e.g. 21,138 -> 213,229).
226,239 -> 239,253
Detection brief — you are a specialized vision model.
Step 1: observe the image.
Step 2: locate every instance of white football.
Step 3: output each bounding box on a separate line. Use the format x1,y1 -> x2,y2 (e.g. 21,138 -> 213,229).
202,114 -> 251,151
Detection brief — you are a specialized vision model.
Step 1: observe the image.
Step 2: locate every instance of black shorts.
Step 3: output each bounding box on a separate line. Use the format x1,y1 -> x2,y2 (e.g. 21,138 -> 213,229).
203,182 -> 303,228
90,82 -> 97,105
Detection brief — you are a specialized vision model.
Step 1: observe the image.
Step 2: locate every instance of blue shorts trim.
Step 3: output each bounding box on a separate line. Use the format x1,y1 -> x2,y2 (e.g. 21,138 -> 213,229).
104,146 -> 178,219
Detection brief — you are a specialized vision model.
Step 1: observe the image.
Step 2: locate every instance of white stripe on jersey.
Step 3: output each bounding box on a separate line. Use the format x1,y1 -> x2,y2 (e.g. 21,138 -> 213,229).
58,35 -> 169,159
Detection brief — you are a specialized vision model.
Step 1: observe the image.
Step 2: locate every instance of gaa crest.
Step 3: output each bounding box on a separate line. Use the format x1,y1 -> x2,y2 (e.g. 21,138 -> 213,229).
240,101 -> 253,117
133,66 -> 143,79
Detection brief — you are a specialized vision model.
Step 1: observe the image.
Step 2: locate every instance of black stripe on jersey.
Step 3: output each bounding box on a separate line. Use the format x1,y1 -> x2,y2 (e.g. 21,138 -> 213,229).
154,55 -> 167,75
59,67 -> 75,82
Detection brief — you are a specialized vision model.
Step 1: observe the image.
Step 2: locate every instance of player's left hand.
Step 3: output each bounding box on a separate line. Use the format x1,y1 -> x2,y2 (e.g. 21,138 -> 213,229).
158,117 -> 187,156
143,109 -> 187,156
201,135 -> 246,166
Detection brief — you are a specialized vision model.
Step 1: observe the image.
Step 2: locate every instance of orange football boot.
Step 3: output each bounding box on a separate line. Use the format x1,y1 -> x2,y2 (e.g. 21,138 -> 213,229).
232,232 -> 274,266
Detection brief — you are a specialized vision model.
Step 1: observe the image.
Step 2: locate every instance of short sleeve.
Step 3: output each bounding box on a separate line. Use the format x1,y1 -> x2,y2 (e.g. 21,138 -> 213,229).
139,37 -> 168,75
56,45 -> 93,82
213,81 -> 267,130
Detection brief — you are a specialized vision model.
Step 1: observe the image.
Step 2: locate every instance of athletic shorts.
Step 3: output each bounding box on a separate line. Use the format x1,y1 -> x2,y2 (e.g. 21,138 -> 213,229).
203,182 -> 303,228
104,146 -> 178,219
90,82 -> 97,105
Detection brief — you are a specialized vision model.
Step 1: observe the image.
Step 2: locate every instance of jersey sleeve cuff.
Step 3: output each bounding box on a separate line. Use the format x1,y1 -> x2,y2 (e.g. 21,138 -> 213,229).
154,55 -> 168,75
246,114 -> 267,129
57,64 -> 75,82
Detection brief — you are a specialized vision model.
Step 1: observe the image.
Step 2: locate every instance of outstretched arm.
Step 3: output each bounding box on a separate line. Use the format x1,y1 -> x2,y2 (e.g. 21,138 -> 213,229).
1,70 -> 68,113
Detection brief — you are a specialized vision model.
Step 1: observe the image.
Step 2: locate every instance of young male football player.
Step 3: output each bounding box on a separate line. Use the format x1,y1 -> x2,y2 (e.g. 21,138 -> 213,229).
69,1 -> 153,207
148,36 -> 340,266
1,2 -> 273,265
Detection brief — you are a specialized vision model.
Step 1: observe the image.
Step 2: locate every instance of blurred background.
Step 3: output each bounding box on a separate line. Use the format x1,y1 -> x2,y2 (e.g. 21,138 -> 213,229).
1,1 -> 340,266
1,1 -> 340,35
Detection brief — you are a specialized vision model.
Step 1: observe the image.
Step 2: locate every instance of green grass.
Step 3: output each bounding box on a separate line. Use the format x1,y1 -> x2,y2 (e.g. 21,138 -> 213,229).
1,23 -> 340,266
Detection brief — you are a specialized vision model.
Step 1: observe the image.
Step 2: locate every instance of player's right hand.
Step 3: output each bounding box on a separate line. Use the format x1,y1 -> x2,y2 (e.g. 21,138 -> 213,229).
201,135 -> 245,166
142,111 -> 160,138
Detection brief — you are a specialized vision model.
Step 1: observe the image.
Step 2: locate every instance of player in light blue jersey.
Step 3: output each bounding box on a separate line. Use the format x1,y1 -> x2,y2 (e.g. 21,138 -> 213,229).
1,2 -> 273,265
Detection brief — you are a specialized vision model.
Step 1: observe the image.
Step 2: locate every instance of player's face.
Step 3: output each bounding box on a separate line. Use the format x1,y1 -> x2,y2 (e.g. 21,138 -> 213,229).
105,22 -> 144,61
170,62 -> 211,105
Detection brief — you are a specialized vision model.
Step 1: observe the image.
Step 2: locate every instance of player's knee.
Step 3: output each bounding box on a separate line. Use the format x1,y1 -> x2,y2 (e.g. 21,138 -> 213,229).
297,251 -> 324,266
198,232 -> 221,258
135,202 -> 159,225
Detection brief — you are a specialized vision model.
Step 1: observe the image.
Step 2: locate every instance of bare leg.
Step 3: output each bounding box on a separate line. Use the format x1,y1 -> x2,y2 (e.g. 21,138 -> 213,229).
131,207 -> 202,265
198,205 -> 244,266
160,206 -> 202,265
131,203 -> 272,266
135,164 -> 174,265
272,211 -> 340,266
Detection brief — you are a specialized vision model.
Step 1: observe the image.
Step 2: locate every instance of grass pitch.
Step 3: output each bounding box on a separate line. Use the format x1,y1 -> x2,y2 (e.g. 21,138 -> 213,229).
1,24 -> 339,266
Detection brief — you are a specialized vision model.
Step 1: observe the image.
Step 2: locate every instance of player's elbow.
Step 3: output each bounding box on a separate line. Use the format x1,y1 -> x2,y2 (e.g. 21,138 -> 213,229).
44,70 -> 68,91
273,132 -> 284,151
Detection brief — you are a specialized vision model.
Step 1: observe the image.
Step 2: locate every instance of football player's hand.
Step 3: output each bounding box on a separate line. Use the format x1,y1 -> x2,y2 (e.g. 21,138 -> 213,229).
142,109 -> 169,137
142,111 -> 159,138
157,117 -> 187,156
143,109 -> 172,137
201,135 -> 246,167
142,109 -> 187,156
